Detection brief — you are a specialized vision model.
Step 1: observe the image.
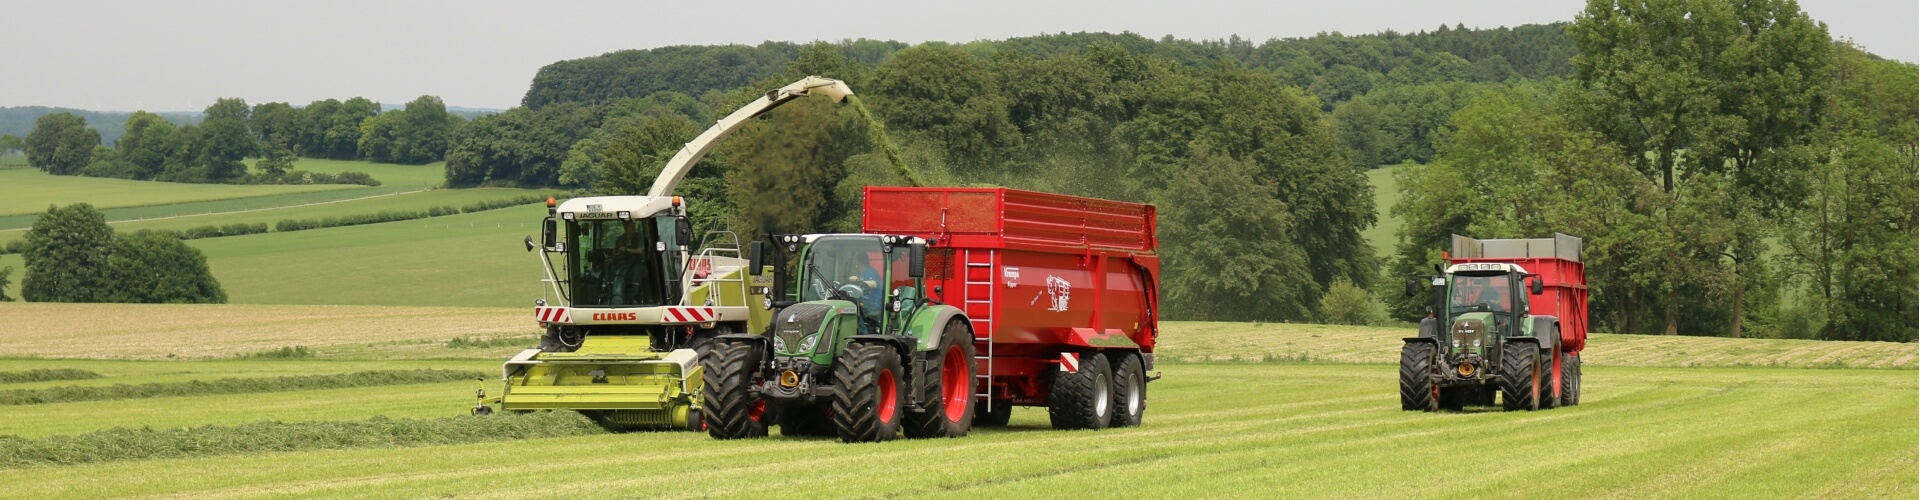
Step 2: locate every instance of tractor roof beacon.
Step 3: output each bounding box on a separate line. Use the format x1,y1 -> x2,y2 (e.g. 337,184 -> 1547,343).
1399,233 -> 1589,413
472,77 -> 856,431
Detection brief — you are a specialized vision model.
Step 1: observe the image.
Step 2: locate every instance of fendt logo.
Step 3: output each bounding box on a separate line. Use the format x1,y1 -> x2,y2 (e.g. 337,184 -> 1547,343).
591,312 -> 638,321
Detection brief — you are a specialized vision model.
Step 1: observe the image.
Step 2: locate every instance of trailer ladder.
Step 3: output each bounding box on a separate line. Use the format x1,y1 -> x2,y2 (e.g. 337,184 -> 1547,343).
963,248 -> 995,399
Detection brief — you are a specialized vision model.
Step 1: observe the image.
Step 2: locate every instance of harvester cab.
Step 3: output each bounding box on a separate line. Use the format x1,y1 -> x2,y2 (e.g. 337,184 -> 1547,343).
1400,233 -> 1588,413
702,233 -> 979,443
476,75 -> 856,430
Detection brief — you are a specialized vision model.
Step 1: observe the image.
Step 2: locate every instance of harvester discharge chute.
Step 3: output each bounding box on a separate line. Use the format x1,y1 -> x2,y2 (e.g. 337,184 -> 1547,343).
476,76 -> 854,430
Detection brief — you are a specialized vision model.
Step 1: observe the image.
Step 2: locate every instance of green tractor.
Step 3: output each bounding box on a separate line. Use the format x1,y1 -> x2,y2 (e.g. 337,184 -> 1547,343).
701,233 -> 978,443
1399,234 -> 1588,412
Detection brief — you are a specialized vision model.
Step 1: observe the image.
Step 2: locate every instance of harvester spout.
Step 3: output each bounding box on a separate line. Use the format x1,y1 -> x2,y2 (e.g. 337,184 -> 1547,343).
646,75 -> 854,198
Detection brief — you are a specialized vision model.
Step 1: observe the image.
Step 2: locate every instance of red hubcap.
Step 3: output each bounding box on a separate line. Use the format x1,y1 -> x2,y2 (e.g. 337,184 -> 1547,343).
748,399 -> 766,422
877,368 -> 898,423
941,346 -> 970,422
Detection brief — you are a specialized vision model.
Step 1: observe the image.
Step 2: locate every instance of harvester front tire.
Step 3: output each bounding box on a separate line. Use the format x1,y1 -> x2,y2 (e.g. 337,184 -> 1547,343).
1564,353 -> 1582,406
905,321 -> 977,439
1048,352 -> 1112,430
1500,342 -> 1540,411
701,341 -> 767,439
833,342 -> 905,443
1108,351 -> 1146,427
1399,342 -> 1438,412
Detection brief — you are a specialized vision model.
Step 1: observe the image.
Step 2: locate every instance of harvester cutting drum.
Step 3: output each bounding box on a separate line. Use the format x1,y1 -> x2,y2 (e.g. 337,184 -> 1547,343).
1399,234 -> 1589,412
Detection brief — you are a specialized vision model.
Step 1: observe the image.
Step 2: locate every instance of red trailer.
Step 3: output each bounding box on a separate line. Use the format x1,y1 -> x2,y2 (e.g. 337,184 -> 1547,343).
1448,233 -> 1588,354
864,186 -> 1159,428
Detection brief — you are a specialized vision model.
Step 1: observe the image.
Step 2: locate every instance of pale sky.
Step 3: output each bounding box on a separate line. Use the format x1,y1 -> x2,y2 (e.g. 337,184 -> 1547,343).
3,0 -> 1912,111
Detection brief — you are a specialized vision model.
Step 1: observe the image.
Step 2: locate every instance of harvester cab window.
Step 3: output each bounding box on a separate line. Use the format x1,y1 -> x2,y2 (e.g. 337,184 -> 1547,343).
568,218 -> 668,307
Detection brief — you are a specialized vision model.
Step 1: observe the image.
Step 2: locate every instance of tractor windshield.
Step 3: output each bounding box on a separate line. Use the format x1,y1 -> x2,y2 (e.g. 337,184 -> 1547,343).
800,237 -> 887,322
568,218 -> 669,307
1449,274 -> 1512,314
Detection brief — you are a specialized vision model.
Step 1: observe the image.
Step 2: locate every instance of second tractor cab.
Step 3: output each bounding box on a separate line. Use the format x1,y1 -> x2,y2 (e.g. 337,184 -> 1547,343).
701,233 -> 978,443
1400,234 -> 1588,412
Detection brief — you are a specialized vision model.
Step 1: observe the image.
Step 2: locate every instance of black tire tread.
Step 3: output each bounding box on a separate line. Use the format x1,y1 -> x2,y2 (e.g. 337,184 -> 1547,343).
1500,341 -> 1538,412
1047,353 -> 1111,430
1109,351 -> 1145,427
904,321 -> 977,439
701,340 -> 767,439
1399,342 -> 1437,412
832,342 -> 903,443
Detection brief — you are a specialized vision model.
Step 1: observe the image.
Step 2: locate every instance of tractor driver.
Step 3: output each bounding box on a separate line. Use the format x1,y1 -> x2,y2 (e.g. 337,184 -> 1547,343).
837,251 -> 884,332
606,219 -> 650,305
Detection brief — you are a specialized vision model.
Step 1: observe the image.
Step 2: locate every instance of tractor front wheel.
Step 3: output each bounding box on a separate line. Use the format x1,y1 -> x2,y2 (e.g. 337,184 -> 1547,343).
905,321 -> 977,439
1048,352 -> 1113,430
1500,341 -> 1540,411
833,342 -> 905,443
1399,342 -> 1438,412
701,340 -> 767,439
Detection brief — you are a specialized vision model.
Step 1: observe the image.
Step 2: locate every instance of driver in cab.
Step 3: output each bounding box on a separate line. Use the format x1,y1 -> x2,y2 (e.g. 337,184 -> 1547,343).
838,252 -> 885,332
1454,276 -> 1508,313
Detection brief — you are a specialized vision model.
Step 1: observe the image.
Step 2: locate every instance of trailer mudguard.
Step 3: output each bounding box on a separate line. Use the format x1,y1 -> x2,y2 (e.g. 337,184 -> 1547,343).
1066,327 -> 1142,350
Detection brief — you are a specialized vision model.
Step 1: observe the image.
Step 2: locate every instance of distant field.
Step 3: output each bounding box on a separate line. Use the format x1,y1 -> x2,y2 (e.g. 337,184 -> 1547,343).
1360,163 -> 1404,257
245,158 -> 447,188
0,303 -> 529,360
0,188 -> 550,246
0,185 -> 424,230
0,166 -> 354,216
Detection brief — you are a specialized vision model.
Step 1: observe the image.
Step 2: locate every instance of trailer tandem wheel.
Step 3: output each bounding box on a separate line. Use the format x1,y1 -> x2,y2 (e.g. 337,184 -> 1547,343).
1048,352 -> 1113,430
1109,351 -> 1145,427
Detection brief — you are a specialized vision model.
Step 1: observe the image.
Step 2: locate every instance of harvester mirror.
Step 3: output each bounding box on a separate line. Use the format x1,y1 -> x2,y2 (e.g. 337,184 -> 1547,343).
541,218 -> 557,249
908,243 -> 926,278
1530,276 -> 1545,295
748,241 -> 765,273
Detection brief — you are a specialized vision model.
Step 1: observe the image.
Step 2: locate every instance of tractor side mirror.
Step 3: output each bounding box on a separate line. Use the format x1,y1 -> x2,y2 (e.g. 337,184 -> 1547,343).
523,235 -> 536,252
541,218 -> 557,249
1403,279 -> 1418,297
748,241 -> 764,274
1530,276 -> 1545,295
908,243 -> 926,278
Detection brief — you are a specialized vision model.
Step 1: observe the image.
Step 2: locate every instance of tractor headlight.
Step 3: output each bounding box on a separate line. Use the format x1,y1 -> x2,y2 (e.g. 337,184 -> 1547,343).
772,335 -> 788,352
800,334 -> 820,352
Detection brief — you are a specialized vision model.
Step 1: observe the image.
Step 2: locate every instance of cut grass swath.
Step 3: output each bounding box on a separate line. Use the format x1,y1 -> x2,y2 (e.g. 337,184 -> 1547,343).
0,411 -> 603,469
0,369 -> 102,384
0,369 -> 484,406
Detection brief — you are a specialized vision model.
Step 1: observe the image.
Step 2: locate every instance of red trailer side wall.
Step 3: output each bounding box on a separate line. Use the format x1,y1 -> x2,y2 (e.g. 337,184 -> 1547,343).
1452,257 -> 1589,352
863,187 -> 1160,356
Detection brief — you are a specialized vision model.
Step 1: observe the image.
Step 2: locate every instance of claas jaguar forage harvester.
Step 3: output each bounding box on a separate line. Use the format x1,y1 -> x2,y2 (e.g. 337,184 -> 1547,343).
701,187 -> 1162,442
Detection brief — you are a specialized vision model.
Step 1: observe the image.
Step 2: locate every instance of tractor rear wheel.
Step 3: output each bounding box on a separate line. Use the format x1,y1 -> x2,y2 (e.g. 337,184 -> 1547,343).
701,340 -> 767,439
1541,349 -> 1563,409
975,400 -> 1012,427
1048,352 -> 1112,430
1564,353 -> 1582,406
905,321 -> 977,439
1399,342 -> 1438,412
1108,351 -> 1146,427
832,342 -> 905,443
1500,341 -> 1540,411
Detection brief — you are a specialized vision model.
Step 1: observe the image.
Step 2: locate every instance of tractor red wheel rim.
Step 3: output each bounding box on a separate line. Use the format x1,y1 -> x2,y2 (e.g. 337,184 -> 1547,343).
941,346 -> 970,422
878,368 -> 898,423
748,399 -> 766,422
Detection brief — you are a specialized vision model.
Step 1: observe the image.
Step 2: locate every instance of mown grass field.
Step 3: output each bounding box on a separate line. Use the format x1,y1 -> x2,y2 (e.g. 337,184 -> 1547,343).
0,166 -> 355,216
1360,163 -> 1404,257
0,304 -> 1911,497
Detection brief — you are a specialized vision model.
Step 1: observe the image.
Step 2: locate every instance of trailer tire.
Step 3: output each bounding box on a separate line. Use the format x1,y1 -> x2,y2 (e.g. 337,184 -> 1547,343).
1108,351 -> 1146,427
833,342 -> 905,443
1500,341 -> 1539,411
701,340 -> 767,439
1564,353 -> 1582,406
905,321 -> 976,439
1048,352 -> 1112,430
1399,342 -> 1438,412
975,400 -> 1012,427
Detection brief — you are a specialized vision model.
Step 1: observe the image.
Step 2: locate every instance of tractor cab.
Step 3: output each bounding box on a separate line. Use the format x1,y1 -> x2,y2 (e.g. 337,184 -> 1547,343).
755,234 -> 927,338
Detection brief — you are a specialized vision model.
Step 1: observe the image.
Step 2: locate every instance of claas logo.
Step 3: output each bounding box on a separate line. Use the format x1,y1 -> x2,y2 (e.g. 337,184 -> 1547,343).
591,312 -> 638,321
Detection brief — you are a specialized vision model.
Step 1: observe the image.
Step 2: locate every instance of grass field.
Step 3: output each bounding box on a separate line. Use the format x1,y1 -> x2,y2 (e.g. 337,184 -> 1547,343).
0,305 -> 1909,497
244,158 -> 447,188
0,166 -> 355,216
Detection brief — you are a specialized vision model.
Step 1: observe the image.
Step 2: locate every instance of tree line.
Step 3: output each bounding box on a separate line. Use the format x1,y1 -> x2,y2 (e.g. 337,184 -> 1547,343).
1385,0 -> 1917,342
16,95 -> 461,184
8,203 -> 225,304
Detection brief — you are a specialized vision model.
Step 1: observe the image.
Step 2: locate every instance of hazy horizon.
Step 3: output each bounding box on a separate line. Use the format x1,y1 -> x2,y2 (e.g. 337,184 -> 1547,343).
3,0 -> 1911,112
